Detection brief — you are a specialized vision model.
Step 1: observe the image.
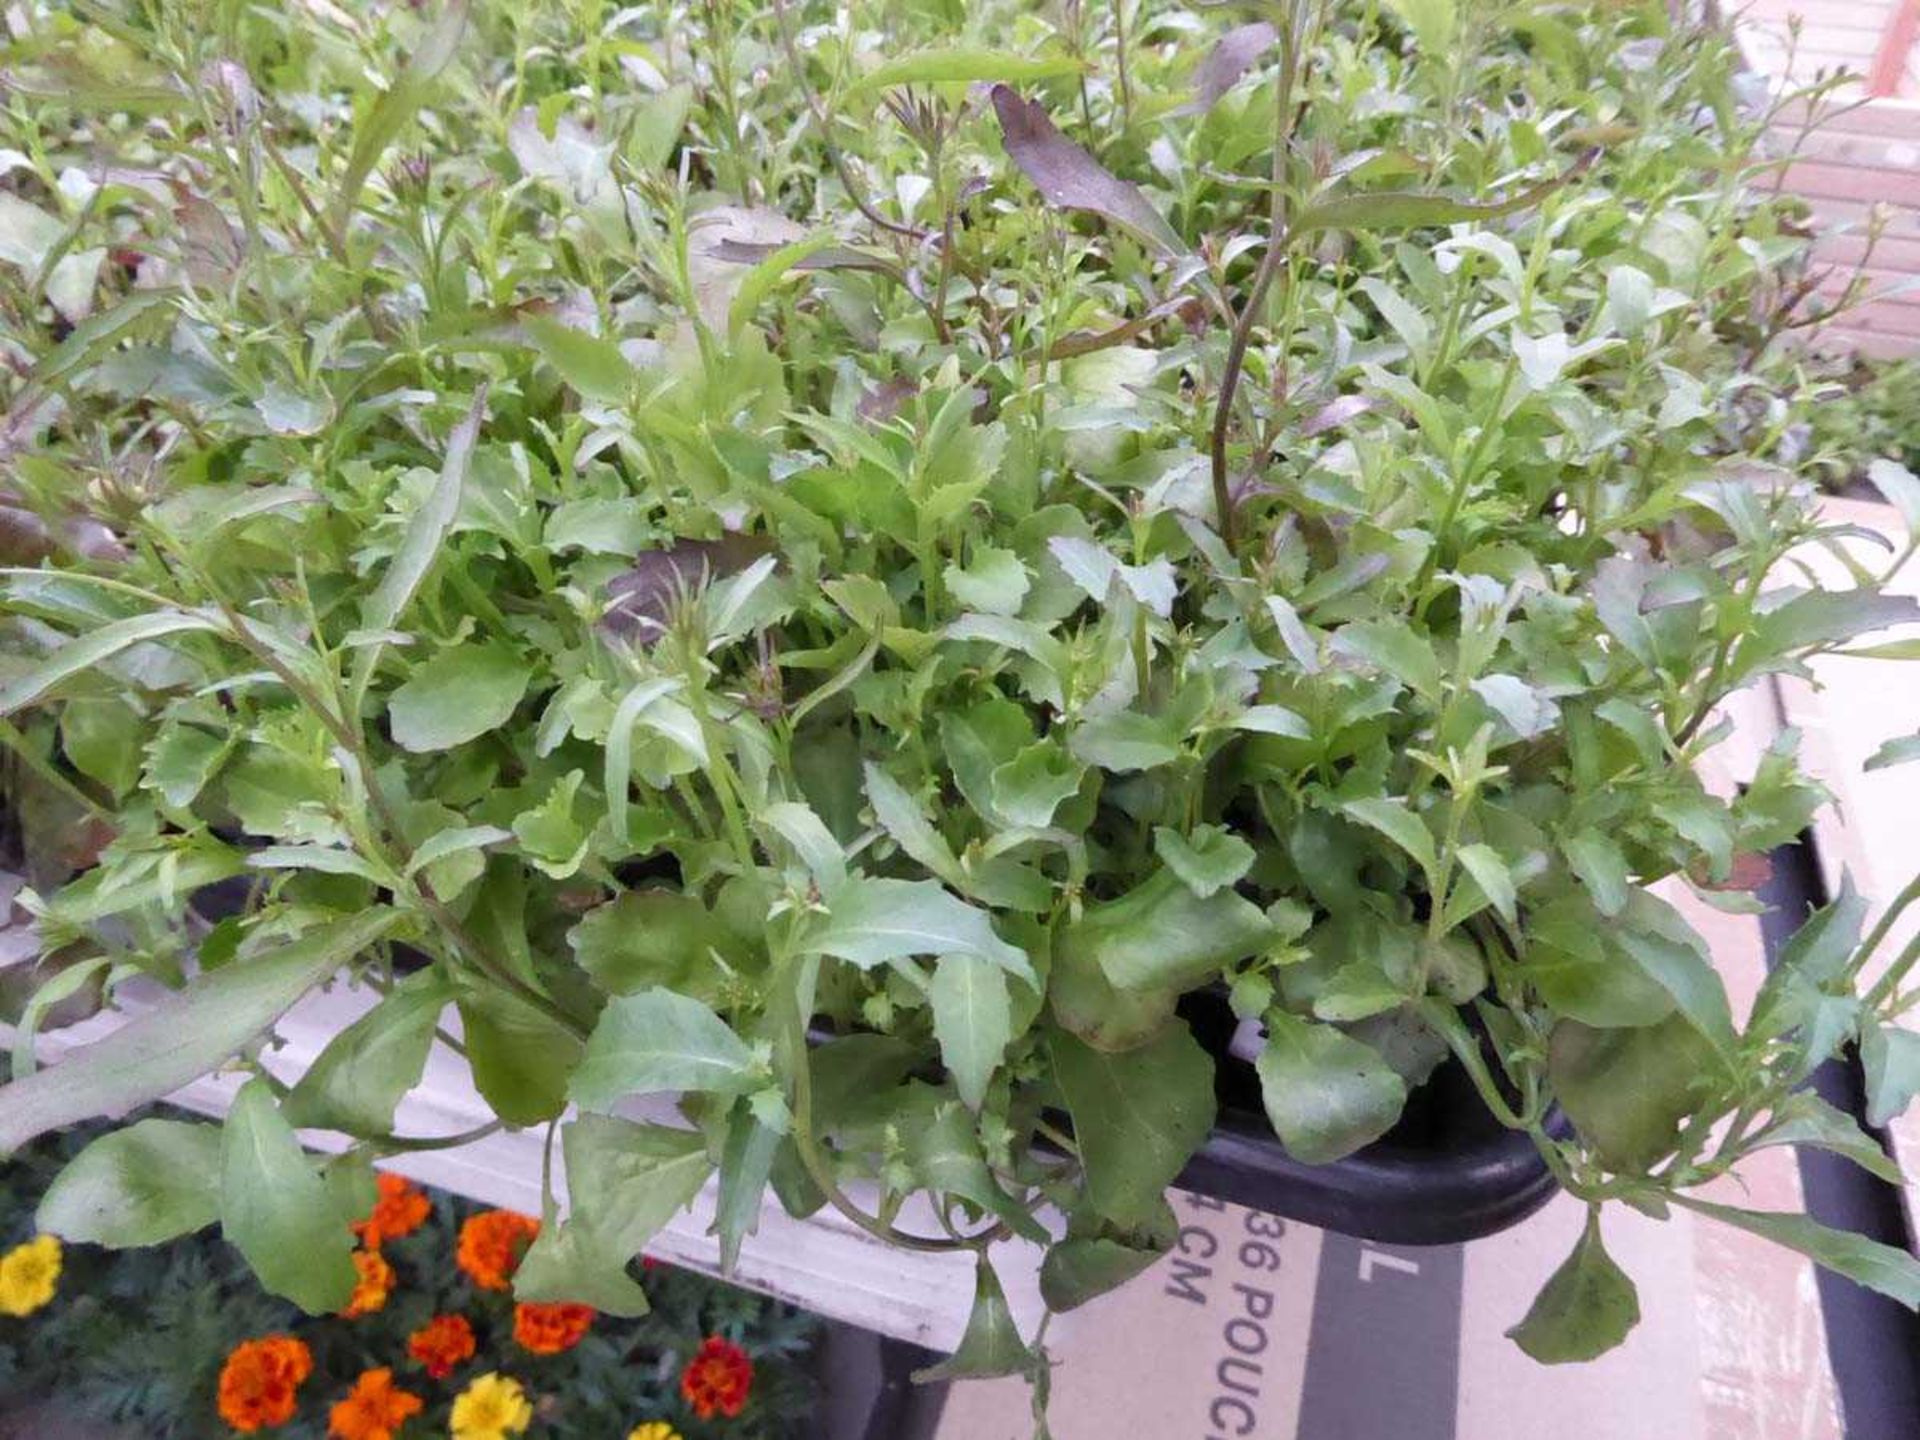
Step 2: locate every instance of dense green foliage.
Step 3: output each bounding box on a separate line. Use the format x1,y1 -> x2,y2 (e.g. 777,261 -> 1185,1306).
0,1113 -> 819,1438
1807,356 -> 1920,484
4,0 -> 1920,1421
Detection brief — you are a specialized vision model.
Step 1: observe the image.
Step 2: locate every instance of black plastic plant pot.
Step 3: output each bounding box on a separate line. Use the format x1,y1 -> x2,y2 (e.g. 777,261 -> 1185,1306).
1173,988 -> 1563,1246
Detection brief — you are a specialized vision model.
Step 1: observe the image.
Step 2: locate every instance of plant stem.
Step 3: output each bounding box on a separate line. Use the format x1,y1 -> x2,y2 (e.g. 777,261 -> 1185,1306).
781,960 -> 983,1254
1209,7 -> 1304,554
1861,871 -> 1920,1008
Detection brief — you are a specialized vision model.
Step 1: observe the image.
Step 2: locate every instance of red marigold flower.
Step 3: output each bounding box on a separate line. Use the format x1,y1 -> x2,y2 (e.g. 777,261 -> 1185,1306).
407,1313 -> 478,1380
218,1335 -> 314,1433
455,1210 -> 539,1291
353,1173 -> 432,1249
340,1248 -> 395,1318
512,1301 -> 594,1355
327,1367 -> 423,1440
680,1336 -> 753,1420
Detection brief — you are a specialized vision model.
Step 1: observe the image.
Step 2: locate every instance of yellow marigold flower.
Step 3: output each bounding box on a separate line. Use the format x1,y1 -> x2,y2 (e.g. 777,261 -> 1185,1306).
449,1372 -> 532,1440
0,1235 -> 62,1317
628,1424 -> 683,1440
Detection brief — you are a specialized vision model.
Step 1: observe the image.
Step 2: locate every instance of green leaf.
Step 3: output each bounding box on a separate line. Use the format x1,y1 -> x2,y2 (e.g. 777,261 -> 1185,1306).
1751,879 -> 1868,1048
61,697 -> 143,796
220,1078 -> 358,1314
1758,1091 -> 1903,1184
0,909 -> 402,1154
1563,829 -> 1631,917
1507,1211 -> 1642,1363
928,952 -> 1013,1110
568,1114 -> 712,1255
1049,939 -> 1179,1053
1613,893 -> 1736,1059
523,314 -> 634,403
990,742 -> 1083,828
353,388 -> 486,698
1060,868 -> 1275,992
1520,897 -> 1673,1028
1341,796 -> 1438,875
1751,588 -> 1920,654
604,677 -> 685,844
404,821 -> 511,894
546,497 -> 647,556
1051,1023 -> 1215,1226
848,46 -> 1082,96
1040,1227 -> 1171,1312
37,1118 -> 222,1247
29,288 -> 173,388
863,763 -> 963,882
796,876 -> 1034,983
517,1114 -> 713,1315
1862,1022 -> 1920,1128
1453,843 -> 1518,924
713,1099 -> 781,1273
761,800 -> 848,891
1866,732 -> 1920,772
283,972 -> 450,1136
512,1218 -> 652,1316
1152,825 -> 1256,898
42,844 -> 246,927
0,610 -> 223,717
512,769 -> 591,877
1384,0 -> 1457,52
727,233 -> 840,340
332,0 -> 472,231
902,1096 -> 1046,1240
571,987 -> 760,1110
1674,1197 -> 1920,1309
456,986 -> 583,1127
388,641 -> 532,753
1069,711 -> 1183,772
913,1258 -> 1033,1381
1331,619 -> 1443,699
630,81 -> 693,168
1293,169 -> 1566,237
944,546 -> 1031,616
1866,458 -> 1920,540
568,891 -> 737,998
1256,1011 -> 1407,1164
1548,1015 -> 1718,1171
143,722 -> 229,809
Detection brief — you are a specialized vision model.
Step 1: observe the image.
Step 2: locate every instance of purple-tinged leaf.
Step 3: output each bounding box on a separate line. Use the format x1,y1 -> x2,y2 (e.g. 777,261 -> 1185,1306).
601,535 -> 778,642
1175,22 -> 1277,116
990,86 -> 1186,258
1300,394 -> 1373,437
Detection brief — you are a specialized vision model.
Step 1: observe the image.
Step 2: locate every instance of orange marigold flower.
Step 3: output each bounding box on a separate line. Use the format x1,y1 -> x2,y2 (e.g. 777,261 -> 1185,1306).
218,1335 -> 314,1433
353,1173 -> 431,1249
407,1313 -> 477,1380
328,1367 -> 423,1440
340,1248 -> 395,1318
512,1301 -> 593,1356
455,1210 -> 539,1291
679,1336 -> 753,1420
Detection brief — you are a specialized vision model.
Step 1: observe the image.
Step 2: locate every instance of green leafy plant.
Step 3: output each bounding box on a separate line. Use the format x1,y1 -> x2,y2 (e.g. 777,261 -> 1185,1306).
3,0 -> 1920,1426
